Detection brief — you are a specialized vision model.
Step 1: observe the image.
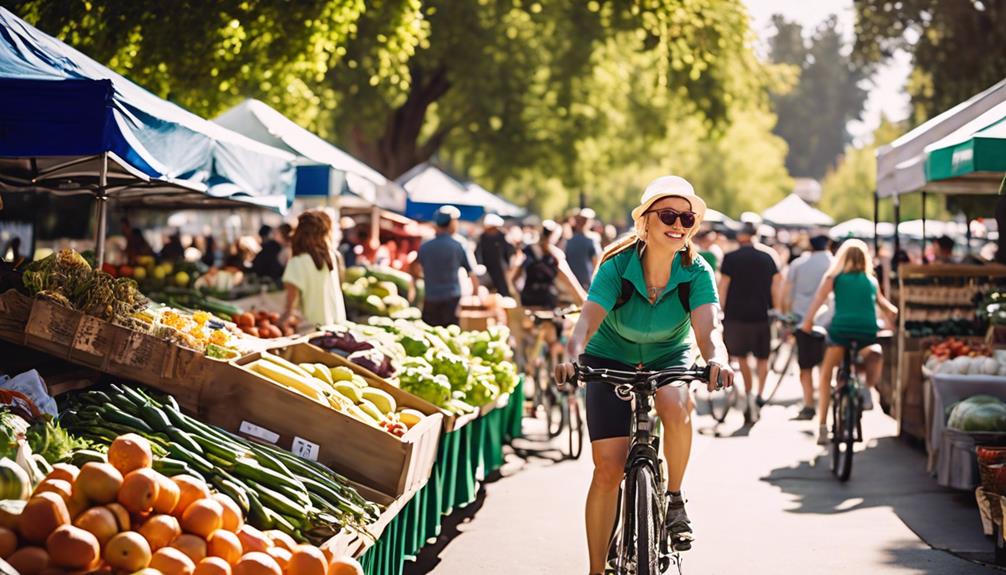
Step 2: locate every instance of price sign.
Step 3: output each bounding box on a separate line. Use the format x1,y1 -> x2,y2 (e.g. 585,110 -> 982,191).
73,315 -> 112,356
291,436 -> 320,461
239,421 -> 280,444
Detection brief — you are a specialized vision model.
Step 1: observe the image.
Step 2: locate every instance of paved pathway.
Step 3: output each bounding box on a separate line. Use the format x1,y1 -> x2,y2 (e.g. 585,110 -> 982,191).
407,382 -> 1000,574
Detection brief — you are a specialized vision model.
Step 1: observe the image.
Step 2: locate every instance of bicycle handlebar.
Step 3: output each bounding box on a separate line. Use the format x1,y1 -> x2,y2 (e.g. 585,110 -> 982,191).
569,363 -> 720,393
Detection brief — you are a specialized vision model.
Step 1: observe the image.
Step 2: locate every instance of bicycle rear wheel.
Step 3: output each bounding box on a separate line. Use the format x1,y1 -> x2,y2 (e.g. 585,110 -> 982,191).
831,388 -> 856,481
568,391 -> 584,460
763,345 -> 795,405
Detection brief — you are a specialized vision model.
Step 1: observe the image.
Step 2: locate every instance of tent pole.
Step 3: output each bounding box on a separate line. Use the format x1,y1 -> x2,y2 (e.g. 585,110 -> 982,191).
94,152 -> 109,267
873,191 -> 879,256
921,191 -> 926,263
893,194 -> 901,271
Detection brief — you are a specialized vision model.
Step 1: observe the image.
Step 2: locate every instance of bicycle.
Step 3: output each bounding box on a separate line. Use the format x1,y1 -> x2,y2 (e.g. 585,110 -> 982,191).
829,340 -> 865,482
760,312 -> 799,406
521,307 -> 577,442
569,363 -> 717,574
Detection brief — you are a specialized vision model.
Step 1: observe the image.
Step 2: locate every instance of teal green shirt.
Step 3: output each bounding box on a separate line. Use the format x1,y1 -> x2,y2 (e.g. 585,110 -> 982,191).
829,271 -> 878,341
585,248 -> 719,369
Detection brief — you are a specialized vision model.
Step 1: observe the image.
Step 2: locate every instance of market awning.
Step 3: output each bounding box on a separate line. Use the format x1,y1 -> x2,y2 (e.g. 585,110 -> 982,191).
0,8 -> 297,213
396,163 -> 523,222
760,193 -> 834,227
213,99 -> 407,211
877,78 -> 1006,199
829,217 -> 895,240
923,99 -> 1006,194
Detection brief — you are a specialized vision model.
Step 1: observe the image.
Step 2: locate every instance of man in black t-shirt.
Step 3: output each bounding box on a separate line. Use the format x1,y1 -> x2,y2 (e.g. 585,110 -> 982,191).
476,214 -> 515,298
719,222 -> 781,423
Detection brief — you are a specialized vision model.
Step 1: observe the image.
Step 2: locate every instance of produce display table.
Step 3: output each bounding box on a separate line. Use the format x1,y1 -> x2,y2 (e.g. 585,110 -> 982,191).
358,377 -> 524,575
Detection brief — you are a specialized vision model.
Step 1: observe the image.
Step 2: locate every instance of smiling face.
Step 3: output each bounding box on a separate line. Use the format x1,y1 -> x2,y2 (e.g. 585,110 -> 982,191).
644,196 -> 696,251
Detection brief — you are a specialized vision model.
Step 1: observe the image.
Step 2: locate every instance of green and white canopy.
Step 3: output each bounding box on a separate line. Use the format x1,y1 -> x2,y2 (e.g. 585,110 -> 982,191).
924,99 -> 1006,194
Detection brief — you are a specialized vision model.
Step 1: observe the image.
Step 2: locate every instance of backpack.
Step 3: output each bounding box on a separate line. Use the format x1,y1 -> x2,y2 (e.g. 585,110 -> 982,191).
611,242 -> 692,313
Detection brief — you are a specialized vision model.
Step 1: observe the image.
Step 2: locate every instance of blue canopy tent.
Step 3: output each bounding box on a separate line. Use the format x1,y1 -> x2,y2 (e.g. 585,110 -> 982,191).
396,163 -> 524,222
214,99 -> 407,212
0,8 -> 297,264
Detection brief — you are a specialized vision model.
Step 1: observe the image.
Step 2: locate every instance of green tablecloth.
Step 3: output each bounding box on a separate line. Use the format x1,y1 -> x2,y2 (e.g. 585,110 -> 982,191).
360,377 -> 524,575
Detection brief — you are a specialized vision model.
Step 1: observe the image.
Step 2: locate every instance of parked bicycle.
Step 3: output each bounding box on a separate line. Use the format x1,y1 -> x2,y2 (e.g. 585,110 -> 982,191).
760,312 -> 800,406
830,340 -> 864,481
568,363 -> 717,574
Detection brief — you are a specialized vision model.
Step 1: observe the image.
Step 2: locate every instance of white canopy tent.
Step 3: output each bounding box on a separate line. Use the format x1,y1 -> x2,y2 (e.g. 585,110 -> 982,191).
761,193 -> 834,227
829,218 -> 895,240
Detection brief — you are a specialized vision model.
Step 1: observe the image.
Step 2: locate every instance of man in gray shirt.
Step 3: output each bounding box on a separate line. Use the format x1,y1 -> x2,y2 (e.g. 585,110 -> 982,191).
411,206 -> 479,327
784,234 -> 833,420
564,208 -> 601,289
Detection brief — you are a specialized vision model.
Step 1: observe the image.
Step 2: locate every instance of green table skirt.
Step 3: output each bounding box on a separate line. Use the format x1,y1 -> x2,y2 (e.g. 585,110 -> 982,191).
360,377 -> 524,575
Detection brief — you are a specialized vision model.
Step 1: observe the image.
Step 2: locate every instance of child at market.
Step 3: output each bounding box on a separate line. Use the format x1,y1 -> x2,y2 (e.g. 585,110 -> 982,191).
800,238 -> 898,445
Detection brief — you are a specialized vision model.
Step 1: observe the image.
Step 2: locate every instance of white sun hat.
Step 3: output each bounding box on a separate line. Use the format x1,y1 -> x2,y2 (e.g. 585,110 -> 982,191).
630,176 -> 707,224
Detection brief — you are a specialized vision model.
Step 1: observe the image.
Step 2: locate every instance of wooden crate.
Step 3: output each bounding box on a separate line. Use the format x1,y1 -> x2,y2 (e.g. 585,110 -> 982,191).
23,297 -> 84,359
200,352 -> 443,499
0,289 -> 31,343
300,339 -> 478,432
322,481 -> 400,559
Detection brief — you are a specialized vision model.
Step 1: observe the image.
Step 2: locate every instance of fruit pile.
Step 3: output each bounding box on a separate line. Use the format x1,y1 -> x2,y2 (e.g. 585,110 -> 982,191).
1,434 -> 364,575
233,312 -> 295,340
245,353 -> 426,436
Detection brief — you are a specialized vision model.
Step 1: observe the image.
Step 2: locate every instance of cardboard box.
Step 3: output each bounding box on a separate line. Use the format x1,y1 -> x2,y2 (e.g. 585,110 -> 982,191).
200,351 -> 443,498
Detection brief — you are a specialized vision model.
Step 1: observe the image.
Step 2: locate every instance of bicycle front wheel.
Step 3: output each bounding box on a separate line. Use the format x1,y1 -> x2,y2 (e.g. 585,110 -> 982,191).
629,466 -> 660,575
568,391 -> 584,460
706,385 -> 737,424
831,388 -> 856,481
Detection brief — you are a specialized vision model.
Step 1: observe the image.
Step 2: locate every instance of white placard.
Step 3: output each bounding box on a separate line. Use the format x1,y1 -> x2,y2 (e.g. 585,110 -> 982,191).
291,436 -> 320,461
239,421 -> 279,444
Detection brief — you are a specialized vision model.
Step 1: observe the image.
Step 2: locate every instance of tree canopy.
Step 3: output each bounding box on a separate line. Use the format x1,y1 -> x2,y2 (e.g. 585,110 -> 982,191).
767,15 -> 870,179
10,0 -> 793,222
853,0 -> 1006,123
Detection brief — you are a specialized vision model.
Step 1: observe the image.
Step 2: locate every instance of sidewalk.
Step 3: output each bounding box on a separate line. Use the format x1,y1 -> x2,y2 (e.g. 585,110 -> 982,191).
405,383 -> 1001,574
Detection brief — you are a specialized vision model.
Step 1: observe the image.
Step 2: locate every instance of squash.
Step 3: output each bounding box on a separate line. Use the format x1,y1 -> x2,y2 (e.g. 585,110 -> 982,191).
0,458 -> 30,500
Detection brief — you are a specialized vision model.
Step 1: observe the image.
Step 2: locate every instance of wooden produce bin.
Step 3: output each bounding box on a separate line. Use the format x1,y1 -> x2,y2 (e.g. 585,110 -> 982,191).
0,289 -> 31,344
322,481 -> 398,560
200,351 -> 443,499
302,337 -> 479,433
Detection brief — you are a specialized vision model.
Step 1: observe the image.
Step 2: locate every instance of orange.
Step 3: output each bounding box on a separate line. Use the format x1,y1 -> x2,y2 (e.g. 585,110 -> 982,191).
211,493 -> 243,532
105,502 -> 132,531
46,463 -> 80,484
233,552 -> 281,575
171,533 -> 208,563
119,468 -> 161,514
194,557 -> 232,575
327,556 -> 364,575
45,524 -> 99,569
235,525 -> 272,554
133,569 -> 166,575
33,478 -> 73,503
155,473 -> 182,515
66,486 -> 90,519
73,506 -> 119,547
206,529 -> 242,564
181,499 -> 223,538
286,545 -> 328,575
172,476 -> 211,517
265,546 -> 291,571
150,546 -> 196,575
7,547 -> 50,575
108,433 -> 154,475
263,530 -> 296,552
139,514 -> 182,551
19,492 -> 70,544
0,526 -> 16,558
104,531 -> 152,571
76,462 -> 123,504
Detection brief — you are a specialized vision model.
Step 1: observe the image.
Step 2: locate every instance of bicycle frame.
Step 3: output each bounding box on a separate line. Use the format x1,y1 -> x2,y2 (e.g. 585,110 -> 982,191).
831,342 -> 863,481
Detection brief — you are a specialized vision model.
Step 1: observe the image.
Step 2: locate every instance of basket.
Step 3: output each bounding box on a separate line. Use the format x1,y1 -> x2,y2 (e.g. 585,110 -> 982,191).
979,446 -> 1006,493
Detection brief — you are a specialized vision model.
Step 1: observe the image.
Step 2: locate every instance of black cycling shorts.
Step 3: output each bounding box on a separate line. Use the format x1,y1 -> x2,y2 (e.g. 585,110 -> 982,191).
582,354 -> 635,441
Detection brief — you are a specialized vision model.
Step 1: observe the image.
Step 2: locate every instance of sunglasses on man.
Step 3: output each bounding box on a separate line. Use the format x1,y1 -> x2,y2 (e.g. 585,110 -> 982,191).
644,208 -> 697,229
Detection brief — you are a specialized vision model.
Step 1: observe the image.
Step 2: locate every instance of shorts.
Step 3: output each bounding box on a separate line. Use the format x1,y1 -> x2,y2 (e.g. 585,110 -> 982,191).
723,320 -> 771,359
827,330 -> 877,349
422,298 -> 460,327
795,328 -> 826,369
581,354 -> 635,441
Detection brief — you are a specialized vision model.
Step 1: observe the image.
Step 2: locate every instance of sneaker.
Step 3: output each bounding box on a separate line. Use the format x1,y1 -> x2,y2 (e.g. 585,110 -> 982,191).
747,395 -> 760,423
817,425 -> 830,446
794,406 -> 816,421
665,492 -> 693,552
860,387 -> 874,411
755,395 -> 767,408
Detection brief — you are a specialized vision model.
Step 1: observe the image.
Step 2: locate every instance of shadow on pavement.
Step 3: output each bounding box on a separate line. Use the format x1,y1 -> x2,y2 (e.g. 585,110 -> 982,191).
404,486 -> 489,574
762,435 -> 1003,571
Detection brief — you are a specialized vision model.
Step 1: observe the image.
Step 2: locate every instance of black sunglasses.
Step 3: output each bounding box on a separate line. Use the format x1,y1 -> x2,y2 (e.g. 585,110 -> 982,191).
645,208 -> 697,229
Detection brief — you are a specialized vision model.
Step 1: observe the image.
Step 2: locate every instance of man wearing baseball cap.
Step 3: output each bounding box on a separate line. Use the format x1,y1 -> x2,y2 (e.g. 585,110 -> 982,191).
411,206 -> 479,326
565,207 -> 601,290
476,213 -> 515,298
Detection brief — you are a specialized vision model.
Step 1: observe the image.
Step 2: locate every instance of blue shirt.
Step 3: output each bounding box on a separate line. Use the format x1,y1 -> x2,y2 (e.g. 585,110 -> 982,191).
565,232 -> 600,288
418,233 -> 474,302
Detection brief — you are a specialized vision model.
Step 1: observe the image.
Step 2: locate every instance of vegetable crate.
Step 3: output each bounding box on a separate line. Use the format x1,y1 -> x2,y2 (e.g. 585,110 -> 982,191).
0,289 -> 31,344
200,350 -> 443,499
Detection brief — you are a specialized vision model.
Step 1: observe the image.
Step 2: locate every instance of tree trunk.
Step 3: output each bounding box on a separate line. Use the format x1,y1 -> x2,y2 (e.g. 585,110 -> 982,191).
348,63 -> 453,180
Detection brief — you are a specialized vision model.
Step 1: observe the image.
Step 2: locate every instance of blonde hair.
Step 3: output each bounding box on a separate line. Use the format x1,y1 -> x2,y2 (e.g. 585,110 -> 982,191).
827,238 -> 873,278
597,200 -> 701,270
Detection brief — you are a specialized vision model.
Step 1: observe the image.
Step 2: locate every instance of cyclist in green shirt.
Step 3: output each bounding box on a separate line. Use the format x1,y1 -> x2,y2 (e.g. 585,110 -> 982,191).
555,176 -> 734,574
801,239 -> 898,445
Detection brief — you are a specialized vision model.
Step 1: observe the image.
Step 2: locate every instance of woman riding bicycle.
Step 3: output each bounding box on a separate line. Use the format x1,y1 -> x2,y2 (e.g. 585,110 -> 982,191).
555,176 -> 734,575
800,239 -> 898,445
